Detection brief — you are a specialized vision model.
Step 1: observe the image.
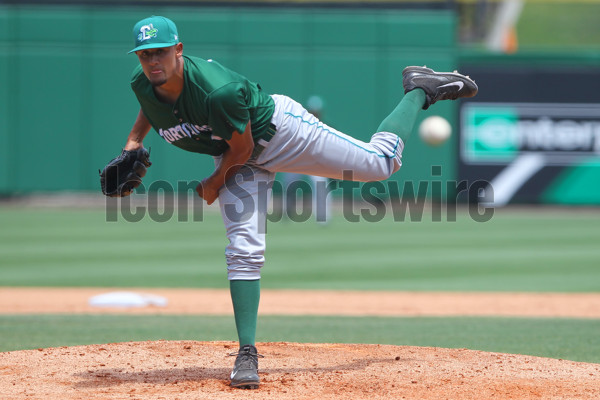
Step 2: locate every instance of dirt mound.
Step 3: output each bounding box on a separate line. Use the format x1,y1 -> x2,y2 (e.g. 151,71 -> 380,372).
1,341 -> 599,399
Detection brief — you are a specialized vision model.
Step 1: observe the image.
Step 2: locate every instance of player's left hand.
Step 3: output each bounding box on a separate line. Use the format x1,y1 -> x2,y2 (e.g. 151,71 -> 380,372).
196,178 -> 220,205
100,148 -> 151,197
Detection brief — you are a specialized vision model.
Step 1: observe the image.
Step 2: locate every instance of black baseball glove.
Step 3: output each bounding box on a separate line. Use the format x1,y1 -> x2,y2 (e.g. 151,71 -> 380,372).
99,148 -> 152,197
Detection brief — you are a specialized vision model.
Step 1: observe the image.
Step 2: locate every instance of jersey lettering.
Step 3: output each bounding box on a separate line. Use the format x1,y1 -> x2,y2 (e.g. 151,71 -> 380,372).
159,122 -> 214,144
160,128 -> 175,142
168,126 -> 184,140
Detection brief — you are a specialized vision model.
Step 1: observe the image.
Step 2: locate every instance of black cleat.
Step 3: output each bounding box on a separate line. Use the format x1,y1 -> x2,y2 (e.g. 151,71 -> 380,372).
402,66 -> 478,110
229,344 -> 263,389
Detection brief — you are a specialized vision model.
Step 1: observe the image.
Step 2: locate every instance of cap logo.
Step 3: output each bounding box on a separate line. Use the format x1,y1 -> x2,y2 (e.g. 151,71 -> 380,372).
138,24 -> 158,42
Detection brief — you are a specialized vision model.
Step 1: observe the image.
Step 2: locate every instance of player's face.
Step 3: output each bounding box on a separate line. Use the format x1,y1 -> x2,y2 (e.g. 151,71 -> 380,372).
136,45 -> 181,87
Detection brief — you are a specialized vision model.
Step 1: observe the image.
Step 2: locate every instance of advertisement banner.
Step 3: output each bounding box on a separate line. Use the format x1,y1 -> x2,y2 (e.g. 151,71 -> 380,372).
458,67 -> 600,205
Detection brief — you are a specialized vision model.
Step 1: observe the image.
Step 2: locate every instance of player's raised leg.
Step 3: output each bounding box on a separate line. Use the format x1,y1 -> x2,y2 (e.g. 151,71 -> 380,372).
255,89 -> 423,181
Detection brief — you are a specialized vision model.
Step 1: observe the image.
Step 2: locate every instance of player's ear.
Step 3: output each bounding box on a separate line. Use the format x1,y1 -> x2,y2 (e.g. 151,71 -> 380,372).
175,42 -> 183,57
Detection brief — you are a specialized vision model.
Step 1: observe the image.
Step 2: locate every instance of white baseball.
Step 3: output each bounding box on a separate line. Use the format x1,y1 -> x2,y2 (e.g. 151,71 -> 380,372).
419,115 -> 452,146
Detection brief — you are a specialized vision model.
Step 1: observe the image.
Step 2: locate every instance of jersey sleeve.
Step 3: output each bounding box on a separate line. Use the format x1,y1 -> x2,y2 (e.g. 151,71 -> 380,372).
207,82 -> 250,141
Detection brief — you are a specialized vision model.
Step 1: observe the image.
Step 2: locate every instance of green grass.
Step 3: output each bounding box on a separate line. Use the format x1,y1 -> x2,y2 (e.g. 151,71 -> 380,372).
1,205 -> 598,362
518,3 -> 600,49
0,206 -> 599,291
1,314 -> 599,363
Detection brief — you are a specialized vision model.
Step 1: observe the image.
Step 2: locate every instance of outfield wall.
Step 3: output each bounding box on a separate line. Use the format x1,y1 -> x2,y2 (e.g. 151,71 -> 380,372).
0,5 -> 458,195
2,5 -> 598,204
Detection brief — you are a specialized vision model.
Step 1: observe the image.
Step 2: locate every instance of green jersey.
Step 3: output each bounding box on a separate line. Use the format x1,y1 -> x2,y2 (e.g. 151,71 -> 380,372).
131,55 -> 275,156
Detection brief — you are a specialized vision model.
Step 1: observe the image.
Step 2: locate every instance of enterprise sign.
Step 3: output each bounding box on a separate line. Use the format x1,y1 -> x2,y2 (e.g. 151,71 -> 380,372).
461,103 -> 600,165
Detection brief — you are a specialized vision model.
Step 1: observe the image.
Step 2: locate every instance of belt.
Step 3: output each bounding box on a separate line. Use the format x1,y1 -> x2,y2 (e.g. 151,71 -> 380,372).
251,122 -> 277,159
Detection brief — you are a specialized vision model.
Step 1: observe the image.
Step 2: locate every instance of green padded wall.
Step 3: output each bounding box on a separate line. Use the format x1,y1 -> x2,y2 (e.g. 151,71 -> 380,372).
0,5 -> 457,195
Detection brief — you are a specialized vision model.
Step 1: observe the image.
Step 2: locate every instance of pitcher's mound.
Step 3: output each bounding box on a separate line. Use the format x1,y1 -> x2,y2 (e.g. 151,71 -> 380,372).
1,341 -> 599,399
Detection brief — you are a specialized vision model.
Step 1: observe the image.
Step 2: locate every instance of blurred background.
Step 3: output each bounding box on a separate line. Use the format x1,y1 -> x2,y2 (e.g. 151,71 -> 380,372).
0,0 -> 599,205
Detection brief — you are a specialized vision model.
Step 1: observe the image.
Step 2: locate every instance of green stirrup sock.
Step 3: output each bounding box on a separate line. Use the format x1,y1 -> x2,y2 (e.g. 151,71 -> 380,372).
230,279 -> 260,347
376,89 -> 426,143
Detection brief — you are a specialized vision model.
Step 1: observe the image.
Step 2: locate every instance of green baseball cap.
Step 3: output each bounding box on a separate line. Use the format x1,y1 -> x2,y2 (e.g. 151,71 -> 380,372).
128,16 -> 179,54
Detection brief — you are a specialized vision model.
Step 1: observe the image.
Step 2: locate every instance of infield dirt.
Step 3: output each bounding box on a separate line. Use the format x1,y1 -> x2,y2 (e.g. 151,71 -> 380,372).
1,288 -> 599,399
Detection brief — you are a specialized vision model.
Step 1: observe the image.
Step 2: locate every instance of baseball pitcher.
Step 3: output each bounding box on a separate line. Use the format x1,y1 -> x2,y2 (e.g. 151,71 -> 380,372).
99,15 -> 478,390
